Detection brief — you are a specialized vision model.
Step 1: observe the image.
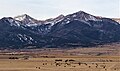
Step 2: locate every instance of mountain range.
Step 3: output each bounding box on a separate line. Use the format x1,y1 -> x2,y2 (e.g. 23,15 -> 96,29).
0,11 -> 120,49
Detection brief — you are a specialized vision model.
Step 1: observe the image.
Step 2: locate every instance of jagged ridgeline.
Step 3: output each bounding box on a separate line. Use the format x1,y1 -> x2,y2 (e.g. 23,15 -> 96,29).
0,11 -> 120,48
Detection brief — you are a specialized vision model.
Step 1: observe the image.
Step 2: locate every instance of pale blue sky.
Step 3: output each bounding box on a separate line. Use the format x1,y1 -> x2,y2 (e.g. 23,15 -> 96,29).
0,0 -> 119,20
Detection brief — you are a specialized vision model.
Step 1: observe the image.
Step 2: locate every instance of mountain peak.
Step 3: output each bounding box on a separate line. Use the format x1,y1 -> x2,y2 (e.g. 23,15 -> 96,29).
14,14 -> 38,24
19,14 -> 29,17
77,10 -> 87,14
14,14 -> 33,21
66,10 -> 99,21
72,10 -> 89,15
20,14 -> 31,19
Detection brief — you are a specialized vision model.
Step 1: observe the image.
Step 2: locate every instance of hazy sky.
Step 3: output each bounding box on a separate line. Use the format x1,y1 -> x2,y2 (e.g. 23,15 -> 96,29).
0,0 -> 119,20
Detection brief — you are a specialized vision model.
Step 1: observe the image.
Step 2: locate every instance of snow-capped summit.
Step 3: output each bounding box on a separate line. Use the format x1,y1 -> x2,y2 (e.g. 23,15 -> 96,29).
14,14 -> 64,26
14,14 -> 32,19
66,11 -> 100,21
14,14 -> 39,25
55,11 -> 102,26
14,14 -> 31,21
